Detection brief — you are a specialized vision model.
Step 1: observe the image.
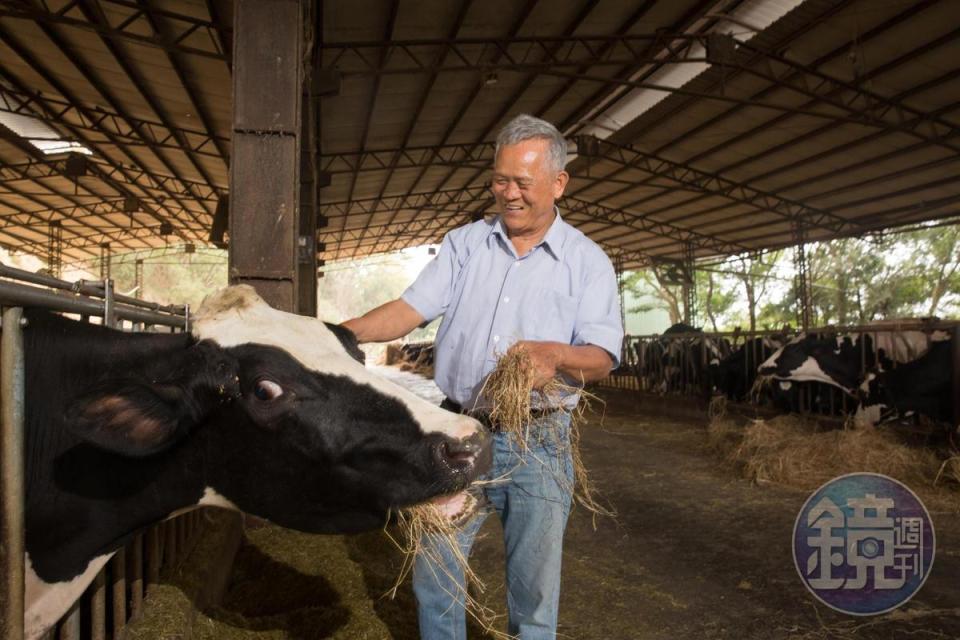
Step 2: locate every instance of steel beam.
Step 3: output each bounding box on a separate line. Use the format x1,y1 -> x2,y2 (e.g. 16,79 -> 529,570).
583,137 -> 870,236
578,0 -> 952,222
0,1 -> 227,60
561,196 -> 748,256
0,156 -> 221,202
0,307 -> 25,640
139,0 -> 231,163
0,85 -> 227,161
338,0 -> 399,253
365,0 -> 543,257
23,14 -> 216,221
0,30 -> 201,236
318,186 -> 486,219
321,33 -> 712,74
388,0 -> 716,256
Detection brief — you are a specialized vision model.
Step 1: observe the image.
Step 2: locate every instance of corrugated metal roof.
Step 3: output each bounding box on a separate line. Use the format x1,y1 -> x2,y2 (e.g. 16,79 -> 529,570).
0,0 -> 957,269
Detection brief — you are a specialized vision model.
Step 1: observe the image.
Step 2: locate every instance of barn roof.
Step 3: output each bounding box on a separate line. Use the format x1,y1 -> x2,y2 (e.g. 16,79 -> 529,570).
0,0 -> 958,269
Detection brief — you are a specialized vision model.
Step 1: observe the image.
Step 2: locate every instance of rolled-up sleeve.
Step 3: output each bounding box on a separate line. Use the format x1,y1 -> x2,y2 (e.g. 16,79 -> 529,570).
572,258 -> 624,368
401,232 -> 460,323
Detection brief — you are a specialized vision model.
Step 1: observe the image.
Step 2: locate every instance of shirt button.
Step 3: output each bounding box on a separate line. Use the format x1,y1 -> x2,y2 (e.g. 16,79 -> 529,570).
514,261 -> 520,267
493,335 -> 500,342
503,296 -> 510,303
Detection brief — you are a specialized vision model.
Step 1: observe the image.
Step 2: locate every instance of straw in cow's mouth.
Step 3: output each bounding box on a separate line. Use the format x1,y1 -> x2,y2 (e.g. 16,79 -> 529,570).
386,483 -> 510,638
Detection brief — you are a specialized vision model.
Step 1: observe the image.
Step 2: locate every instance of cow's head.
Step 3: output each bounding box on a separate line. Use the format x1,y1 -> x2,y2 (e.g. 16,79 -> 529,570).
854,369 -> 896,428
66,286 -> 491,533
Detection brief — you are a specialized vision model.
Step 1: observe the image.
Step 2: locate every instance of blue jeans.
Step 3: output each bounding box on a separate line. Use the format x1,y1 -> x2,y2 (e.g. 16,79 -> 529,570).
413,413 -> 574,640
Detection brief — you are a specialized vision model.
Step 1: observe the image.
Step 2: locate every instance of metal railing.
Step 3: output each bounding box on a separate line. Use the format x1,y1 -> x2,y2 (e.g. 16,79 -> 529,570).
0,265 -> 207,640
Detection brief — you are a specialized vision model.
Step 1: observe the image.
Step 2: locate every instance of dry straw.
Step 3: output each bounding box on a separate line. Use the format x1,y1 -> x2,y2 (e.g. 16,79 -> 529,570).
707,414 -> 960,510
387,348 -> 615,637
478,348 -> 615,521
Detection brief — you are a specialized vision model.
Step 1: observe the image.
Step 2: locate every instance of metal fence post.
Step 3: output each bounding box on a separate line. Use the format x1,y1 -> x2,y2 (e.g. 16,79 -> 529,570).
1,307 -> 26,640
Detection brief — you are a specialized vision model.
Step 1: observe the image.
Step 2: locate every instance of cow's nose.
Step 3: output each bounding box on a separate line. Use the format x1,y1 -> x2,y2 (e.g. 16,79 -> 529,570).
434,432 -> 490,472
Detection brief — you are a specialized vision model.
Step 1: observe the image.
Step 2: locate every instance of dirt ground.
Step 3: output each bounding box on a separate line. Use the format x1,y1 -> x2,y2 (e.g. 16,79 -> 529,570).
186,383 -> 960,639
343,388 -> 960,640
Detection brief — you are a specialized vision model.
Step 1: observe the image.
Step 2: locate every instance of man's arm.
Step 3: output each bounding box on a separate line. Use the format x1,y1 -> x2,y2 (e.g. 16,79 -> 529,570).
341,298 -> 426,344
511,341 -> 614,388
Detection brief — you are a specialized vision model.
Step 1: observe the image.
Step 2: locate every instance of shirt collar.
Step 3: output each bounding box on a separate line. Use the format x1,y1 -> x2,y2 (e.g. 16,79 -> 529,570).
489,206 -> 567,261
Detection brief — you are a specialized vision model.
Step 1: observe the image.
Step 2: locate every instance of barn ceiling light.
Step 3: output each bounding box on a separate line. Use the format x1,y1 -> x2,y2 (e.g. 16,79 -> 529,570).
569,0 -> 804,142
0,89 -> 92,156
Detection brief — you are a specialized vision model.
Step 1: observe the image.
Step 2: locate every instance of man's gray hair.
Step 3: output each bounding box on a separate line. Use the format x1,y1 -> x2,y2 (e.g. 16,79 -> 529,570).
495,114 -> 569,174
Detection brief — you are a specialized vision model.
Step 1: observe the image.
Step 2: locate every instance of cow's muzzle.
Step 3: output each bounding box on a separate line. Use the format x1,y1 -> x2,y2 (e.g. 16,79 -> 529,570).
433,431 -> 492,478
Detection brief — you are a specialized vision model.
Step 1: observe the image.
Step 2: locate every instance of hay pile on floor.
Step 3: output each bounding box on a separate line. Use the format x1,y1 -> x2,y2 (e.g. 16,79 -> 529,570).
708,415 -> 960,508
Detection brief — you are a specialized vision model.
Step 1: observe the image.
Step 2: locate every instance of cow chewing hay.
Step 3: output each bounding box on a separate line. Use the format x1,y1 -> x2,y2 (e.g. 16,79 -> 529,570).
478,349 -> 615,522
707,416 -> 960,510
387,494 -> 510,638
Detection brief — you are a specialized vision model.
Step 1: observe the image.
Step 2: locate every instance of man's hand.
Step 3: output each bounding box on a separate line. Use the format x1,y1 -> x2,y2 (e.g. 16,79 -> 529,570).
509,340 -> 565,389
509,340 -> 615,388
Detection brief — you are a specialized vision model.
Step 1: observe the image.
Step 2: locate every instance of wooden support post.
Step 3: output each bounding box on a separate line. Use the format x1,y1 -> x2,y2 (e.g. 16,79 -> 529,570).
230,0 -> 305,312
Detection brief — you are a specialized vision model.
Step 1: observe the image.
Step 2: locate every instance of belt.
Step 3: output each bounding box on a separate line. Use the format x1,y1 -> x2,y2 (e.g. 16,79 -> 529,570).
441,397 -> 562,433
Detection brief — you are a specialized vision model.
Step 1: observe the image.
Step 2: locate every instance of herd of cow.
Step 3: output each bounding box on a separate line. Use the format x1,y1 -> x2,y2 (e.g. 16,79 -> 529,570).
9,285 -> 958,639
628,322 -> 957,431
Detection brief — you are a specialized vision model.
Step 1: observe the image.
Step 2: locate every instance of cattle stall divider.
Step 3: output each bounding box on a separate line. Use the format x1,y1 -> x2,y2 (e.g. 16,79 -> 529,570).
606,321 -> 960,428
0,265 -> 210,640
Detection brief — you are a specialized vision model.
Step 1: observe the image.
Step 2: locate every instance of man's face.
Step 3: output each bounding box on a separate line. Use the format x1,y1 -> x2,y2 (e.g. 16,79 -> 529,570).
491,138 -> 569,236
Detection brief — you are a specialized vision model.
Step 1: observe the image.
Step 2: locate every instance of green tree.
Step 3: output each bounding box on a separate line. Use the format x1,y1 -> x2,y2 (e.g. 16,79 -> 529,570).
621,269 -> 683,325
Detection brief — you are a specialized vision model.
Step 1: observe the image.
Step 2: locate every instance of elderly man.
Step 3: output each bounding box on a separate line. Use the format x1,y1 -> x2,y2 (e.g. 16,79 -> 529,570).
343,114 -> 623,639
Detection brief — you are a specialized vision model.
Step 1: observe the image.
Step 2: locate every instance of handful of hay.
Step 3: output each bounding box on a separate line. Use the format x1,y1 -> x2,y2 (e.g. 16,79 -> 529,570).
479,348 -> 614,520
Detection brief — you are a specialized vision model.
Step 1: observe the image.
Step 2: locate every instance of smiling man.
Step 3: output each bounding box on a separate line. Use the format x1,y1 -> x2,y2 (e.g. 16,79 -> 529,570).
343,114 -> 623,639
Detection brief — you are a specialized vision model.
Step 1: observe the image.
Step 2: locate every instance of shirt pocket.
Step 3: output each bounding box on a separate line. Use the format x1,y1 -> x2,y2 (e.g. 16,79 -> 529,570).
527,288 -> 579,342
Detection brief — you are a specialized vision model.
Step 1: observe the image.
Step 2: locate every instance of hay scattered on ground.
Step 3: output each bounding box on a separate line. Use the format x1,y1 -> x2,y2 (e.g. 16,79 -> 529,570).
124,512 -> 392,640
708,415 -> 960,510
197,526 -> 389,639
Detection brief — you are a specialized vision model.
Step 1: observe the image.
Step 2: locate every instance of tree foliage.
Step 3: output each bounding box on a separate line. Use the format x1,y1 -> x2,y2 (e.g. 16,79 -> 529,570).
621,224 -> 960,332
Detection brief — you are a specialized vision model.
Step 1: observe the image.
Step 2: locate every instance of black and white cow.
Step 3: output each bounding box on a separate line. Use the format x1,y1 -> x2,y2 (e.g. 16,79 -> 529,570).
643,323 -> 727,394
709,336 -> 783,401
758,328 -> 951,391
757,332 -> 877,394
855,339 -> 954,429
22,286 -> 491,639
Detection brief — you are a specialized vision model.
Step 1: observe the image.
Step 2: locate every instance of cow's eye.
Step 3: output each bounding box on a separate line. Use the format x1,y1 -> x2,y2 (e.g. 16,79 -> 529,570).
253,379 -> 283,401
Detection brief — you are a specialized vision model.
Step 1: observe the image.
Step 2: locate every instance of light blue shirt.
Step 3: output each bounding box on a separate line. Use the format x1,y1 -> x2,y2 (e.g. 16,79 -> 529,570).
402,211 -> 624,408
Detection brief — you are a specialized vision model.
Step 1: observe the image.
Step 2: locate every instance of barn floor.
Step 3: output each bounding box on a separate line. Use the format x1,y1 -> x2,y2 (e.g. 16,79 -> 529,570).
188,373 -> 960,640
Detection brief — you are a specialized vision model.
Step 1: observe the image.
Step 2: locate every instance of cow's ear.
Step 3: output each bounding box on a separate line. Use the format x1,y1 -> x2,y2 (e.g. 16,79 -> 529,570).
66,341 -> 240,457
324,322 -> 365,364
66,383 -> 192,456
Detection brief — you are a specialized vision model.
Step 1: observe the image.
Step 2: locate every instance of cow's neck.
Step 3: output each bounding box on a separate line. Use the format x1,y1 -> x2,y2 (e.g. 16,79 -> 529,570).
23,313 -> 211,583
